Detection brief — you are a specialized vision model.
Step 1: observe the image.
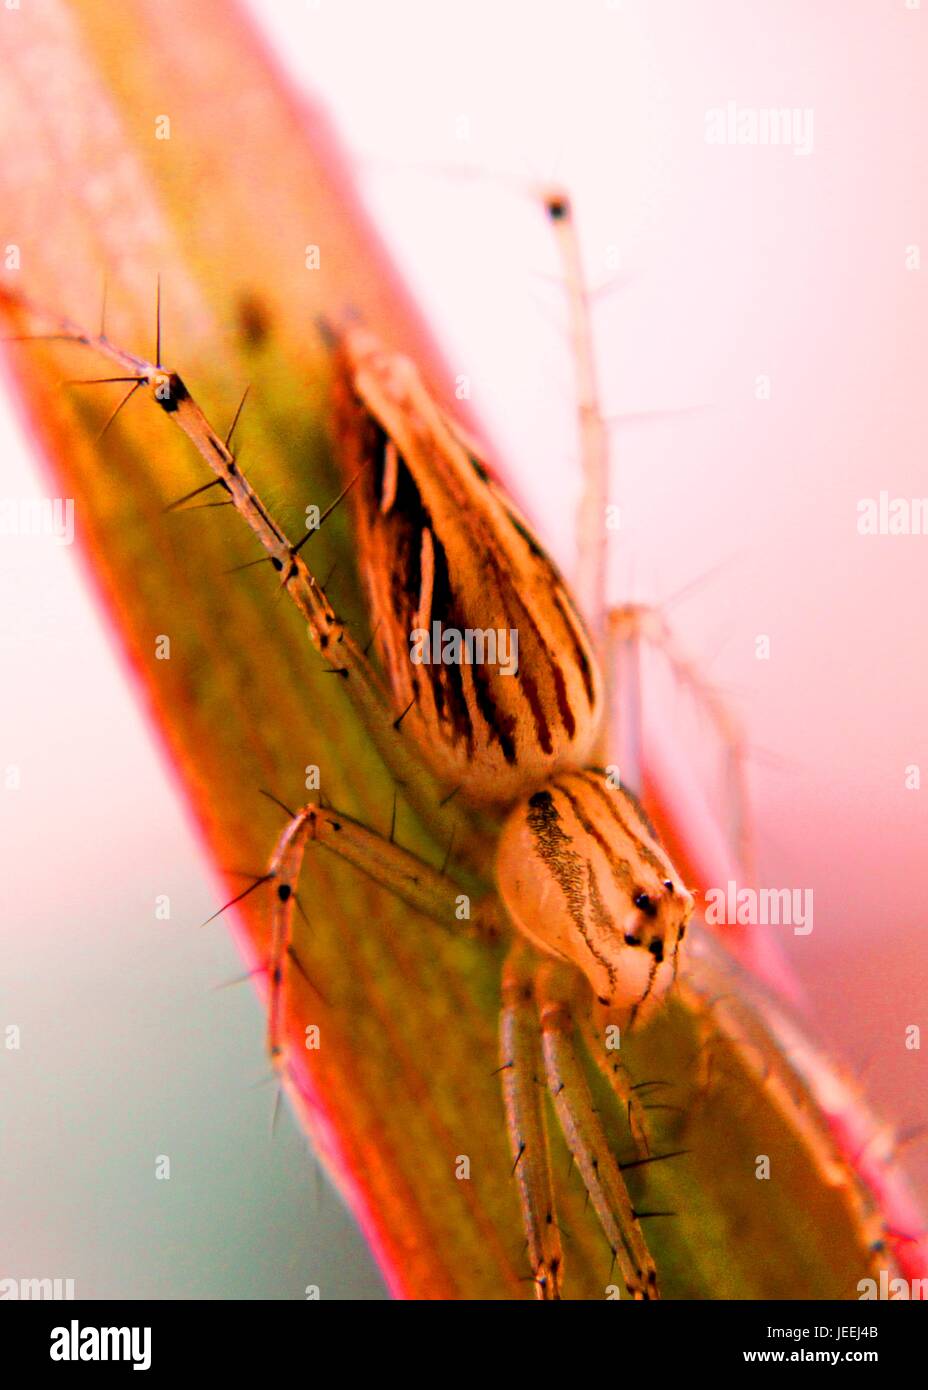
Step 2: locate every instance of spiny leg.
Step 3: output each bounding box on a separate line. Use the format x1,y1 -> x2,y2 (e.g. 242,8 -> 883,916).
265,800 -> 500,1068
606,601 -> 753,878
576,1010 -> 652,1158
541,189 -> 697,668
541,191 -> 609,664
537,960 -> 659,1300
541,191 -> 714,786
267,806 -> 571,1302
678,921 -> 890,1270
0,292 -> 451,820
499,943 -> 563,1300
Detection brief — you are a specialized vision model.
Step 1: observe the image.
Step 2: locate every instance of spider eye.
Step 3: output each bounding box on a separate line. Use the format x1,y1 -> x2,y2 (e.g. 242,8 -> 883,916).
633,892 -> 657,917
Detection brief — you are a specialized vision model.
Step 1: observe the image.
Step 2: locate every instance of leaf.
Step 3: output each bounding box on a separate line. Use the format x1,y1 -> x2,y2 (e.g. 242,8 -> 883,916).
2,0 -> 924,1299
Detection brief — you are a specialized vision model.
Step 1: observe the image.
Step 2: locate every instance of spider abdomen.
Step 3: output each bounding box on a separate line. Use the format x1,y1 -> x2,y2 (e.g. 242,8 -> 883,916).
332,327 -> 603,806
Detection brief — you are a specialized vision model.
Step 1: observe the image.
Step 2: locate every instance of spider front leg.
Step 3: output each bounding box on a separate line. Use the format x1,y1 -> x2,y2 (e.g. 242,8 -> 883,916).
499,942 -> 563,1300
0,292 -> 457,827
576,1010 -> 653,1158
265,800 -> 501,1067
536,959 -> 660,1300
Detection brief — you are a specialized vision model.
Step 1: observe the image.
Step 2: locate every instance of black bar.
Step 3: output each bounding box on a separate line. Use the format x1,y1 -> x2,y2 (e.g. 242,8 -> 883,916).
1,1297 -> 925,1376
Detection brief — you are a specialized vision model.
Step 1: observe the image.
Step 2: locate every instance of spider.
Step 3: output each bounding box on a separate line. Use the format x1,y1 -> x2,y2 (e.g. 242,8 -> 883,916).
3,249 -> 909,1299
0,199 -> 759,1301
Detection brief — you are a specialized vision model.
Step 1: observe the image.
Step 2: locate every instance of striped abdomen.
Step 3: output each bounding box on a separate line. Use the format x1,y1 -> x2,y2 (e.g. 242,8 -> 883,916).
331,328 -> 602,807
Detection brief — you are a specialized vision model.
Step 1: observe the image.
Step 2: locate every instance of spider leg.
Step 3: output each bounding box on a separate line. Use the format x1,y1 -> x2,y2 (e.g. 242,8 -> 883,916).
679,921 -> 888,1271
499,943 -> 563,1300
0,292 -> 453,821
536,960 -> 659,1300
265,800 -> 501,1067
576,1010 -> 652,1158
547,195 -> 751,877
604,600 -> 753,881
542,192 -> 608,662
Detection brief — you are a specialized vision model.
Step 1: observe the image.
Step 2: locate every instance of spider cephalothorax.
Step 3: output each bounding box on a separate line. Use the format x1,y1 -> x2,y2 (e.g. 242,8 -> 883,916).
496,771 -> 694,1021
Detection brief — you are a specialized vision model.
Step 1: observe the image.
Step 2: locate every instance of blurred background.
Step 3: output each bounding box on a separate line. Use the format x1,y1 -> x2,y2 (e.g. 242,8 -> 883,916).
1,0 -> 925,1297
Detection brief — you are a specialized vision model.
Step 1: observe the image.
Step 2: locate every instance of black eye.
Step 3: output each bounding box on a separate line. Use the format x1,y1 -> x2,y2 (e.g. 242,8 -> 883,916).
634,892 -> 657,918
664,880 -> 674,892
648,939 -> 664,963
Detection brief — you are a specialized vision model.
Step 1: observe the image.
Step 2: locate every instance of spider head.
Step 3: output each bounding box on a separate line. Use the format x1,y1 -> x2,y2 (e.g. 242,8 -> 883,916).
495,770 -> 694,1025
